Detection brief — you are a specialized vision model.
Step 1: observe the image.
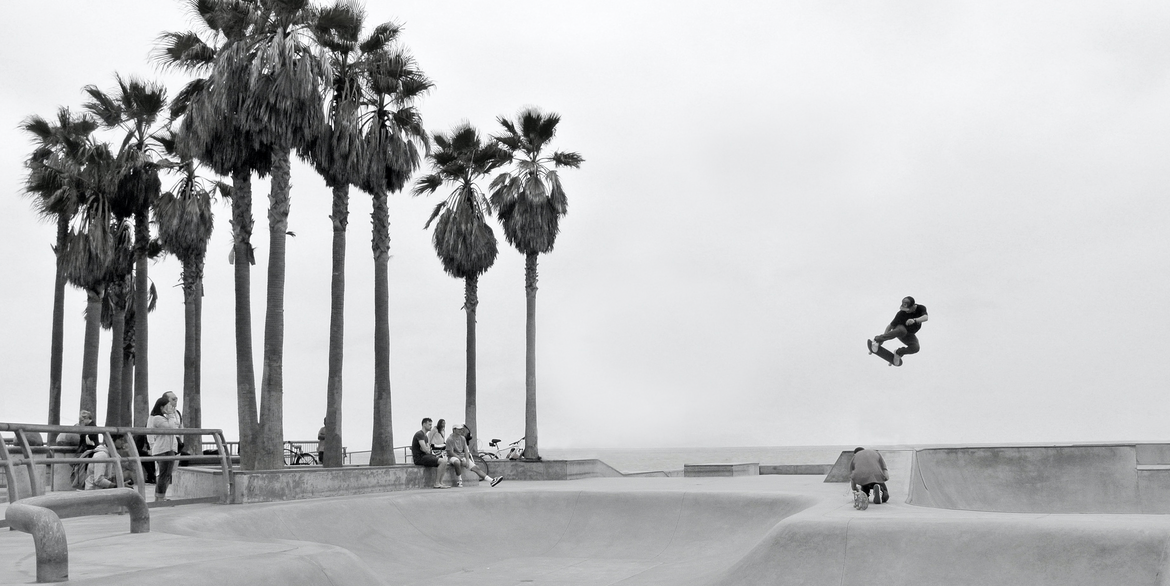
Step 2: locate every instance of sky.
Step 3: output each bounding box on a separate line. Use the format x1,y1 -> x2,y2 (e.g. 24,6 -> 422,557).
2,1 -> 1169,452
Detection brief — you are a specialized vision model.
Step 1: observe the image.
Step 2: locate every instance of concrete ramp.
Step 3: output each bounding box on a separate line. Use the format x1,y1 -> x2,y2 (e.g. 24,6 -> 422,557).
159,489 -> 819,586
908,444 -> 1170,514
714,515 -> 1170,586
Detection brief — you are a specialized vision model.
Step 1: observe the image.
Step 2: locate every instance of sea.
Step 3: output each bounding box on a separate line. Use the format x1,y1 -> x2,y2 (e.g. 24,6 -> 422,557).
540,445 -> 854,474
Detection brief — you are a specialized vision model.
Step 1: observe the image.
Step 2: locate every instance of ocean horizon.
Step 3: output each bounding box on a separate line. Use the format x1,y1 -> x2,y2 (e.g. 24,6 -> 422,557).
540,445 -> 853,473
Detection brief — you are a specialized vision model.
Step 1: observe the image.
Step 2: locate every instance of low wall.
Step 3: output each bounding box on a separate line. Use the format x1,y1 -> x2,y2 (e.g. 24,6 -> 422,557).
174,459 -> 625,504
908,444 -> 1170,514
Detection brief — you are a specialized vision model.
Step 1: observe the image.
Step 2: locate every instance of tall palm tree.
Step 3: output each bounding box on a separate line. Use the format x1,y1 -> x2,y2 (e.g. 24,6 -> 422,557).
490,108 -> 583,460
21,108 -> 97,440
414,124 -> 508,446
57,142 -> 120,420
156,137 -> 219,454
352,47 -> 431,465
158,0 -> 272,470
83,75 -> 170,428
307,2 -> 404,468
99,223 -> 135,426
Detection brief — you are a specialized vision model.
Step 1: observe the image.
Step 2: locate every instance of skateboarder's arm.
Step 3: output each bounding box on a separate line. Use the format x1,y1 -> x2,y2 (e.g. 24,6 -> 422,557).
906,313 -> 928,326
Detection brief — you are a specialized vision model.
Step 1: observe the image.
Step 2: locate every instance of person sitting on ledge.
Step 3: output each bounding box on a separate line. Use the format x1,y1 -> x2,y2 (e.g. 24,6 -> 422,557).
850,446 -> 889,506
412,418 -> 451,489
446,424 -> 503,488
86,435 -> 132,490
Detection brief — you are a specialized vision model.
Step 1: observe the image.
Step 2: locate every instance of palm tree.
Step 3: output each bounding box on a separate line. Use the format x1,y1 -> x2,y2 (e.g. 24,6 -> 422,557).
165,0 -> 327,469
156,140 -> 219,454
158,0 -> 272,470
56,142 -> 120,420
355,47 -> 432,466
307,2 -> 404,468
20,108 -> 97,440
83,75 -> 170,428
414,124 -> 509,446
100,223 -> 135,426
490,108 -> 583,460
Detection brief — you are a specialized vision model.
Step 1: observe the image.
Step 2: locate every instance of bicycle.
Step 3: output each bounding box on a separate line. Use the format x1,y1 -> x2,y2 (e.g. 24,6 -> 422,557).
473,437 -> 524,471
284,443 -> 319,466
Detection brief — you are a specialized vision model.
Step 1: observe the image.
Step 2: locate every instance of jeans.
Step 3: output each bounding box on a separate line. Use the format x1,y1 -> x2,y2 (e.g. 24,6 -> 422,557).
861,482 -> 889,503
155,451 -> 176,496
875,324 -> 920,356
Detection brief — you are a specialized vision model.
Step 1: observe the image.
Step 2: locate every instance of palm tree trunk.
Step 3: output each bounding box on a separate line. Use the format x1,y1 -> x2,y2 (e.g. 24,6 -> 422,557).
81,289 -> 104,419
465,275 -> 478,451
231,168 -> 259,469
370,189 -> 395,466
120,324 -> 134,428
523,252 -> 540,460
324,184 -> 348,468
104,305 -> 126,426
182,264 -> 203,456
48,215 -> 68,443
258,148 -> 291,470
132,212 -> 150,427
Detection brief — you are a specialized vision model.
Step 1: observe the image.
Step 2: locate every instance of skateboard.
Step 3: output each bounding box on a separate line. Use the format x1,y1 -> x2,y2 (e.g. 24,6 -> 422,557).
867,339 -> 901,366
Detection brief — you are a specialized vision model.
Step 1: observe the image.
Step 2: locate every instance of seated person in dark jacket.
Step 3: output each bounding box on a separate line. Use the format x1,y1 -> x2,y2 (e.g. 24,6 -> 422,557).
411,418 -> 451,489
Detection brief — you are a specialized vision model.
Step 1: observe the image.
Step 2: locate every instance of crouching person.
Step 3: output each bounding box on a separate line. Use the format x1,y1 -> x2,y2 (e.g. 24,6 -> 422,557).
86,435 -> 130,490
412,418 -> 451,489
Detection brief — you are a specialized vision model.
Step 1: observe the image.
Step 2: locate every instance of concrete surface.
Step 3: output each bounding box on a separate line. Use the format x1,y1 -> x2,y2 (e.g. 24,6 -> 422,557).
3,446 -> 1170,585
908,444 -> 1170,513
172,459 -> 628,503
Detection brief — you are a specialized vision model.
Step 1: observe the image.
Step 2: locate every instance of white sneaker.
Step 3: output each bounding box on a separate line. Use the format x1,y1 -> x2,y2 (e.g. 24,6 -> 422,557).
892,353 -> 902,366
872,485 -> 882,504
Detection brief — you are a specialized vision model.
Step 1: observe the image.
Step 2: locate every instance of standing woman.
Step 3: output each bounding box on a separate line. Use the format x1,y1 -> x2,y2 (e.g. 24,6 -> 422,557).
148,392 -> 182,501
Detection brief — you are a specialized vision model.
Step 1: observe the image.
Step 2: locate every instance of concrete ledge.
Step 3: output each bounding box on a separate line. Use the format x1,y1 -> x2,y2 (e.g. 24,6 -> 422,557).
761,464 -> 833,475
683,463 -> 759,477
174,459 -> 626,503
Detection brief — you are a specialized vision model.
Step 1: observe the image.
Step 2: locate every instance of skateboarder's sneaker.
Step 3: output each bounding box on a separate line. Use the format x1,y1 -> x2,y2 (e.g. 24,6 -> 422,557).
891,353 -> 902,367
872,485 -> 883,504
490,475 -> 505,487
868,339 -> 881,353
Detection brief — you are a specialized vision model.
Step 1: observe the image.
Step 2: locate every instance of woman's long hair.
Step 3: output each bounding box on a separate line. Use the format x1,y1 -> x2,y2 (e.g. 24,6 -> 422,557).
435,419 -> 446,436
149,395 -> 170,417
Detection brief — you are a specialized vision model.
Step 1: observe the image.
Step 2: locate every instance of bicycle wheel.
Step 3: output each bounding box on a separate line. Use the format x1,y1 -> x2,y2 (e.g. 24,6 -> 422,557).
472,453 -> 493,475
283,449 -> 296,466
295,452 -> 319,466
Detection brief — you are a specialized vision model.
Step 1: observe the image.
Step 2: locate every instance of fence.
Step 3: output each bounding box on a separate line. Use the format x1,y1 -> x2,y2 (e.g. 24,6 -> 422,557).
199,440 -> 346,466
1,422 -> 234,504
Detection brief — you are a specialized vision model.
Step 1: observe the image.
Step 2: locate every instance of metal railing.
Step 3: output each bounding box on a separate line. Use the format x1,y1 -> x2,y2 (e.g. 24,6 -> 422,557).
198,440 -> 345,466
1,422 -> 234,504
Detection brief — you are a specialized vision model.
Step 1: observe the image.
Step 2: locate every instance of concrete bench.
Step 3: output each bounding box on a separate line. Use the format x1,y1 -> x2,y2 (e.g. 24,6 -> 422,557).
5,488 -> 148,582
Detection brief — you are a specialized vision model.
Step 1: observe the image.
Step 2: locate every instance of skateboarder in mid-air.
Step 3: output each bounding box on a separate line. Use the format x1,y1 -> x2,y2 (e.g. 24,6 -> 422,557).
869,296 -> 928,366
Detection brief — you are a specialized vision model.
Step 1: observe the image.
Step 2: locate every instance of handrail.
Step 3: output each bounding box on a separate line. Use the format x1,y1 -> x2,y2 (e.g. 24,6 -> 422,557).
1,422 -> 233,505
6,488 -> 148,583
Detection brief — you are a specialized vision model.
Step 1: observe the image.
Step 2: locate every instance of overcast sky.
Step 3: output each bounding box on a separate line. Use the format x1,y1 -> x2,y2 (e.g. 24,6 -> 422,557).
2,1 -> 1168,451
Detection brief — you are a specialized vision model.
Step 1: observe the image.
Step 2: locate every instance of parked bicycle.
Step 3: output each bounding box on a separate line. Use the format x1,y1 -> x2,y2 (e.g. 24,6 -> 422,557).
284,443 -> 319,466
474,437 -> 524,470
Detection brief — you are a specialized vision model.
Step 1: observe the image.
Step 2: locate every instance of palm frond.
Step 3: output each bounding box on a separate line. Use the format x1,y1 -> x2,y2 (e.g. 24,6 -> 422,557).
552,151 -> 584,168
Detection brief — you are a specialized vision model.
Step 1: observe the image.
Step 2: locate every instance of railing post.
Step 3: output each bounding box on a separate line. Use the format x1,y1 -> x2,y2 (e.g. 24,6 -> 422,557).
212,431 -> 235,504
1,438 -> 19,502
16,430 -> 45,497
5,502 -> 69,583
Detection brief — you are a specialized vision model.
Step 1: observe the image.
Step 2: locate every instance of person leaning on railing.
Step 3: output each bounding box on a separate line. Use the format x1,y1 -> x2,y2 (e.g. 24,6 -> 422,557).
148,393 -> 183,501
